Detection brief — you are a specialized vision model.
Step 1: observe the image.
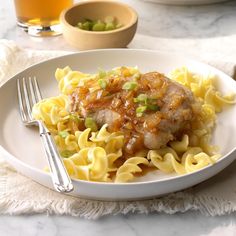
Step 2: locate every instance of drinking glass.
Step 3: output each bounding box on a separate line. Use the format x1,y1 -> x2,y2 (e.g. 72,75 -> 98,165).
14,0 -> 73,37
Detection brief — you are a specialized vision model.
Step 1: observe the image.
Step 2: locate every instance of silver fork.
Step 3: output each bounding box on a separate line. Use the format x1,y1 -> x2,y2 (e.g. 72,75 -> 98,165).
17,77 -> 74,193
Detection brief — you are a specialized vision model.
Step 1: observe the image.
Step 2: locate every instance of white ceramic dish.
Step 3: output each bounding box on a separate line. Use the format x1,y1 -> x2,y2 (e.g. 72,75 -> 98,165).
143,0 -> 230,5
0,49 -> 236,200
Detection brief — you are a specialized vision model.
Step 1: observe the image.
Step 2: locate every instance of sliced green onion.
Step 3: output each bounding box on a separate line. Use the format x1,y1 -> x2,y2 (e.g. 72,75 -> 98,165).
60,150 -> 75,158
122,81 -> 137,90
136,106 -> 147,113
147,104 -> 160,111
136,106 -> 147,117
76,17 -> 122,32
77,22 -> 83,29
98,68 -> 107,78
105,22 -> 115,31
59,131 -> 69,139
82,21 -> 93,31
108,68 -> 120,76
134,94 -> 148,104
69,114 -> 81,123
136,112 -> 143,118
85,117 -> 98,132
98,79 -> 107,89
92,21 -> 106,31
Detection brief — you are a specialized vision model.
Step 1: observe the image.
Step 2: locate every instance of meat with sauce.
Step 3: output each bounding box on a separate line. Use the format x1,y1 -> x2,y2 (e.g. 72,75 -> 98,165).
70,69 -> 197,155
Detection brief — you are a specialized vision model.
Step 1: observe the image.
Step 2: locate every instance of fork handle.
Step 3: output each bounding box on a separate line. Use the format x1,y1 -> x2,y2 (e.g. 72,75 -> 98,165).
39,123 -> 74,193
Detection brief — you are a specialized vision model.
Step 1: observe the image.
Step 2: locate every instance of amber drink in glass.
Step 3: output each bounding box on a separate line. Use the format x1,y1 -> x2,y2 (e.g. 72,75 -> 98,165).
14,0 -> 73,36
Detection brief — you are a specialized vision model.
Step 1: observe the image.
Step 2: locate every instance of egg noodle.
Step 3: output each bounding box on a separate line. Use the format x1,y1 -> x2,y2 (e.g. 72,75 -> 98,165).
32,66 -> 235,183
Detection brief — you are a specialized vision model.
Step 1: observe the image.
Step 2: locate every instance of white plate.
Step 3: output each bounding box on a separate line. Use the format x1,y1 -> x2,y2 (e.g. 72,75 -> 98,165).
0,49 -> 236,200
143,0 -> 229,5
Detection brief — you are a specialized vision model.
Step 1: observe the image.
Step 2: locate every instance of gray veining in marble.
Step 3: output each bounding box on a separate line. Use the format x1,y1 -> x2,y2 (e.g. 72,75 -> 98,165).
1,0 -> 236,235
1,212 -> 236,236
134,0 -> 236,38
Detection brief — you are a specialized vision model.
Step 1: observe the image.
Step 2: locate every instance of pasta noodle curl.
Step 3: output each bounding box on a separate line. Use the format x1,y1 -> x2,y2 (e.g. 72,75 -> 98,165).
115,157 -> 149,183
55,66 -> 93,95
32,95 -> 69,126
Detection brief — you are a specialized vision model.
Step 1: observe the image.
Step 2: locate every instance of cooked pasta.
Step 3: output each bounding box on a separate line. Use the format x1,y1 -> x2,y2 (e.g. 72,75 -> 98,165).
32,95 -> 69,126
55,66 -> 92,95
32,66 -> 235,183
115,157 -> 149,183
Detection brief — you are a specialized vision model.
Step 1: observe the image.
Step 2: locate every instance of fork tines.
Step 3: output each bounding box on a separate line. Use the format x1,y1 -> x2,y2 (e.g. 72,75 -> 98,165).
17,77 -> 42,123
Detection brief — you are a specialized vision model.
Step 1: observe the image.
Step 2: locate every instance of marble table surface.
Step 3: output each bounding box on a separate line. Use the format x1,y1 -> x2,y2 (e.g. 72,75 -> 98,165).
2,0 -> 236,235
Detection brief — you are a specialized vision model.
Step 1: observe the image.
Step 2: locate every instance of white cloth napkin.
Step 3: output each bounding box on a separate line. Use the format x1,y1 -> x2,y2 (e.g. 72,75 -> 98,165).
1,39 -> 236,219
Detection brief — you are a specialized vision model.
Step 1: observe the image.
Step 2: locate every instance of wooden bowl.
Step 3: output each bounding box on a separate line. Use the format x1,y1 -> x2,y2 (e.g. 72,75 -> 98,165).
60,1 -> 138,50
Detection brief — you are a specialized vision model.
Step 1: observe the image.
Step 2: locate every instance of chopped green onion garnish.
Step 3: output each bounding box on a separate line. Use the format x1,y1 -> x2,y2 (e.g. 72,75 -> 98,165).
134,94 -> 148,104
98,79 -> 107,89
92,21 -> 106,31
77,22 -> 83,29
105,22 -> 115,31
59,131 -> 69,139
81,21 -> 93,30
136,105 -> 147,114
76,17 -> 121,32
147,104 -> 160,111
85,117 -> 98,132
69,114 -> 81,123
98,69 -> 107,78
108,69 -> 120,76
136,112 -> 143,117
122,81 -> 137,90
60,150 -> 75,158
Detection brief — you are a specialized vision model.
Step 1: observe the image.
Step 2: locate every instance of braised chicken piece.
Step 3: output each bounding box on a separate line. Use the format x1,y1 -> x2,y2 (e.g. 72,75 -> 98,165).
70,68 -> 197,155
